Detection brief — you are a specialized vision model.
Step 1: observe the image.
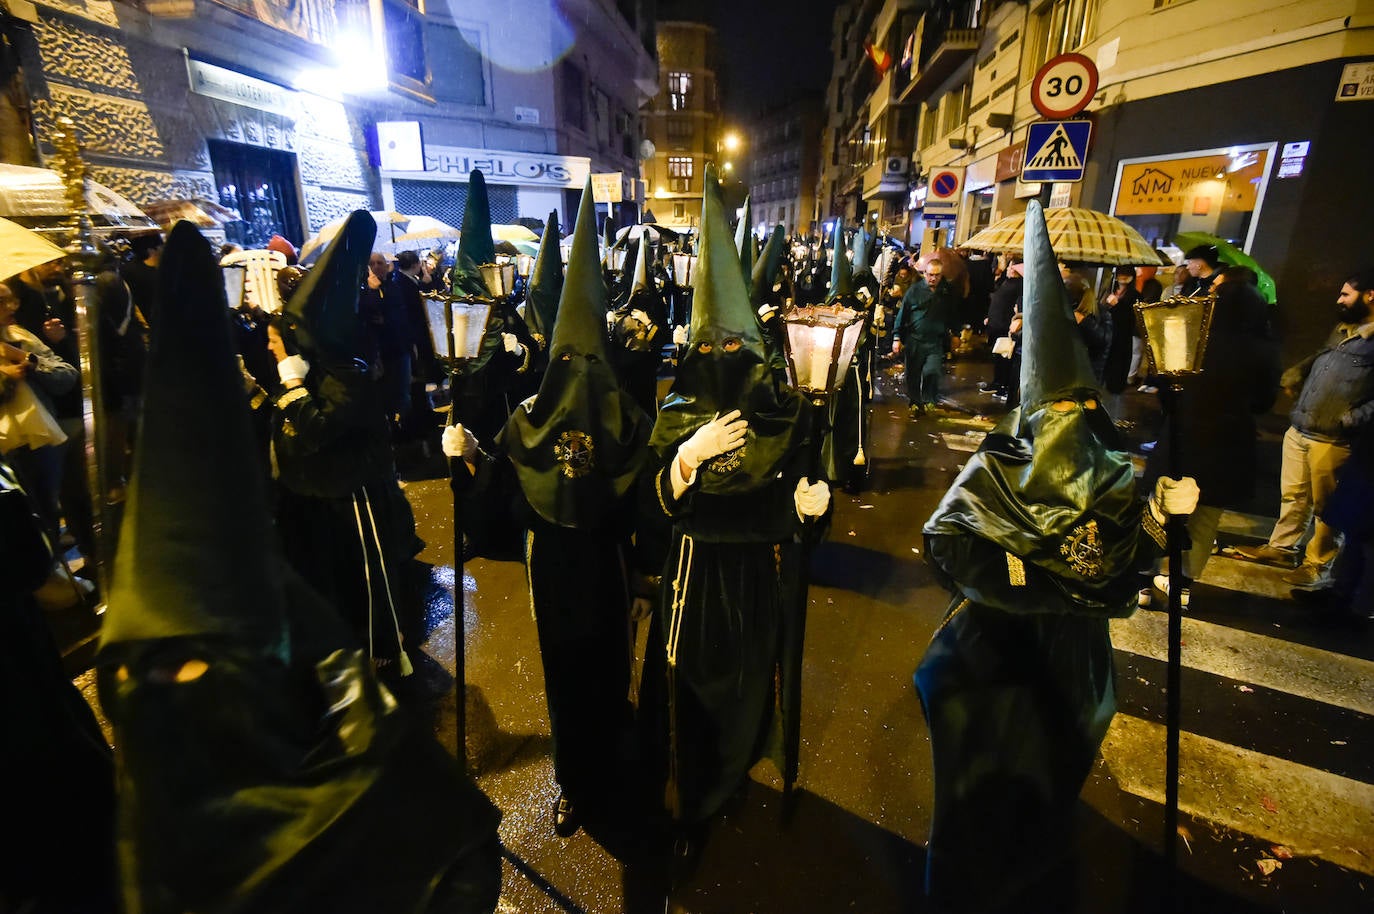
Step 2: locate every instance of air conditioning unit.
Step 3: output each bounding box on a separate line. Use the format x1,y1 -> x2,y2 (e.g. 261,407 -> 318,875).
885,156 -> 909,176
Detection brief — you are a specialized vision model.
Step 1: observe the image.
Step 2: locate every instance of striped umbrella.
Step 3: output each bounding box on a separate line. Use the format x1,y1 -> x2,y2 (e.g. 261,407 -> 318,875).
963,207 -> 1170,266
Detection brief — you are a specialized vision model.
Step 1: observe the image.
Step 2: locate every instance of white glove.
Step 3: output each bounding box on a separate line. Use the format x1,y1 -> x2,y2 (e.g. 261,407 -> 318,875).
672,324 -> 689,345
441,424 -> 479,461
630,308 -> 651,325
1150,476 -> 1200,521
502,332 -> 524,355
606,310 -> 617,327
757,302 -> 778,323
794,478 -> 831,519
277,354 -> 310,385
677,409 -> 748,472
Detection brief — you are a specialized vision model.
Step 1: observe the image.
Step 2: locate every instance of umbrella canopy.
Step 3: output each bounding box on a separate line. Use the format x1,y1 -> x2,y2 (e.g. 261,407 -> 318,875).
963,207 -> 1169,266
0,163 -> 156,231
142,197 -> 237,230
391,215 -> 460,245
613,223 -> 680,246
0,216 -> 68,279
491,223 -> 539,243
300,210 -> 412,263
1173,230 -> 1277,304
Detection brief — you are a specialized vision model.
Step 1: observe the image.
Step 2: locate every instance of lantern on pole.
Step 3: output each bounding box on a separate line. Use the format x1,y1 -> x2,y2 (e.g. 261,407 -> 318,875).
1135,290 -> 1216,878
671,251 -> 697,289
515,252 -> 535,279
480,260 -> 516,299
779,302 -> 865,484
222,261 -> 248,310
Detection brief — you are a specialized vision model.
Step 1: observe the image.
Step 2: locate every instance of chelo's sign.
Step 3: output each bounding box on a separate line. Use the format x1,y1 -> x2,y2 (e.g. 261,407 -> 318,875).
384,144 -> 590,189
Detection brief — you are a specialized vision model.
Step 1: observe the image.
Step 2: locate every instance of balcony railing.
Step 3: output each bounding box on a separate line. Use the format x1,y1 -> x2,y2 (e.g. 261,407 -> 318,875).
898,16 -> 982,104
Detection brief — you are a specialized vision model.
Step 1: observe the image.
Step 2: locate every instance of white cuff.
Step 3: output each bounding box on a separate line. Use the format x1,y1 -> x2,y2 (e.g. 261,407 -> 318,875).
277,354 -> 310,385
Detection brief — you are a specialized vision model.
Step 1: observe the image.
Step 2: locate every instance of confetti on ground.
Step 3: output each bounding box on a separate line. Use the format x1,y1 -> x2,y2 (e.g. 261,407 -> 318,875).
1260,796 -> 1278,814
1331,739 -> 1347,746
1238,685 -> 1255,693
1256,858 -> 1280,876
1269,845 -> 1293,860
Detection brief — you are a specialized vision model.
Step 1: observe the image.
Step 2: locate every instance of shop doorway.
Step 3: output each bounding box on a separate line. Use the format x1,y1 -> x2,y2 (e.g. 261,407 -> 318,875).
208,139 -> 304,248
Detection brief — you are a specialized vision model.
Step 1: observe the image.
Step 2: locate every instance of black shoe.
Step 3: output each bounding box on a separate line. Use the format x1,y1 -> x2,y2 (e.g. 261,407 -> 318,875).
553,794 -> 580,838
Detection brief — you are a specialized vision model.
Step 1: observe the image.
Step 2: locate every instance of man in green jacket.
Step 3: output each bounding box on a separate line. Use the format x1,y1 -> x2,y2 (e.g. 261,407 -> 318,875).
892,257 -> 957,416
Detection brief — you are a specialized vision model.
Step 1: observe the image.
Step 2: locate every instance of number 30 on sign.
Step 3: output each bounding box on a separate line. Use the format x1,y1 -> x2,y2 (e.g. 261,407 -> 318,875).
1031,53 -> 1099,120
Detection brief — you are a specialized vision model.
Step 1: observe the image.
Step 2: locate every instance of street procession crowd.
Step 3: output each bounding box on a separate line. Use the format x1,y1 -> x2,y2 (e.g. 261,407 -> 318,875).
4,154 -> 1374,913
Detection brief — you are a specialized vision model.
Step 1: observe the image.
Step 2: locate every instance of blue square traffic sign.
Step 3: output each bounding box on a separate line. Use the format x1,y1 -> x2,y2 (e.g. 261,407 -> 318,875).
1021,120 -> 1092,183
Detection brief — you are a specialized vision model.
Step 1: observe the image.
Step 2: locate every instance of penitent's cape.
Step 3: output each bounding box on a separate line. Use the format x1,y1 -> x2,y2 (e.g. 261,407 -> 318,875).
501,177 -> 651,528
649,166 -> 806,495
97,221 -> 500,914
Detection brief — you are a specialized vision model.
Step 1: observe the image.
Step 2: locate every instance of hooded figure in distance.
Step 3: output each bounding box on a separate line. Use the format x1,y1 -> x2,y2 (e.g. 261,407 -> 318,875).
97,221 -> 501,914
610,228 -> 670,416
644,165 -> 827,848
817,225 -> 872,493
913,201 -> 1199,912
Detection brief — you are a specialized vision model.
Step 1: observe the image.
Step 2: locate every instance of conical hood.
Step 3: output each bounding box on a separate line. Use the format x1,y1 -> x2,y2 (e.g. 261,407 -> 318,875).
452,170 -> 495,296
283,210 -> 373,364
851,225 -> 872,273
101,221 -> 287,659
602,213 -> 616,262
751,224 -> 786,304
651,165 -> 806,496
828,223 -> 855,300
1020,199 -> 1098,412
502,178 -> 649,528
630,229 -> 652,295
688,165 -> 762,347
523,210 -> 563,346
735,195 -> 754,284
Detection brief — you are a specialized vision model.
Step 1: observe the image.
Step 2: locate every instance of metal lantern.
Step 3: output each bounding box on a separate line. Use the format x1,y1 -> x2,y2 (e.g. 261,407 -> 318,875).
779,303 -> 866,402
515,252 -> 535,278
425,295 -> 492,362
671,252 -> 697,289
479,261 -> 515,298
1139,293 -> 1215,376
222,261 -> 247,310
608,248 -> 628,271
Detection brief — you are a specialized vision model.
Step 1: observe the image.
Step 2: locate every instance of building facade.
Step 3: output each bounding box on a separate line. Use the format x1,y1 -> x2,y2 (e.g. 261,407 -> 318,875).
1,0 -> 656,245
898,0 -> 1374,358
642,19 -> 719,230
746,94 -> 822,237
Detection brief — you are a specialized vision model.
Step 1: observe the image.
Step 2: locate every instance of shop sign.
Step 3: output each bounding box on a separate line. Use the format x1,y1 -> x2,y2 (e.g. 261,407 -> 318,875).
187,58 -> 298,118
1335,62 -> 1374,101
1048,183 -> 1073,208
591,172 -> 623,204
385,144 -> 591,189
1112,147 -> 1272,216
995,141 -> 1027,183
907,184 -> 927,210
1276,140 -> 1310,179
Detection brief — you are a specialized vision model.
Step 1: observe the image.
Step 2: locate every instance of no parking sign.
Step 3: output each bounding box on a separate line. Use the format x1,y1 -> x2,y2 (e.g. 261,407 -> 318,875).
925,167 -> 963,214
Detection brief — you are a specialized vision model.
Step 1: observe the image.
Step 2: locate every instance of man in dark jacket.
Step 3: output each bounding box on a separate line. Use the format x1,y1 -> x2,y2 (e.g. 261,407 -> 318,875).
983,257 -> 1022,398
1237,267 -> 1374,588
893,257 -> 958,416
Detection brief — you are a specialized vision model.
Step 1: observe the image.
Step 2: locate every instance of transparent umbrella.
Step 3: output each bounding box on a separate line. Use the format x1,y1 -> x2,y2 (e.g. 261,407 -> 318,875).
0,216 -> 68,279
0,163 -> 157,232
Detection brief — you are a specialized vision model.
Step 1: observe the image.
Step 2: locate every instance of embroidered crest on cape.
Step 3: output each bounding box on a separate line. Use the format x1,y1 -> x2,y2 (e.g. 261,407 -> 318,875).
554,430 -> 595,478
707,443 -> 746,475
1060,519 -> 1105,578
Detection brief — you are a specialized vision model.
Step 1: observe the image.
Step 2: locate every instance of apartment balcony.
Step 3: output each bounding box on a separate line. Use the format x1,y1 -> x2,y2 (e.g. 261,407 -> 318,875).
898,19 -> 982,104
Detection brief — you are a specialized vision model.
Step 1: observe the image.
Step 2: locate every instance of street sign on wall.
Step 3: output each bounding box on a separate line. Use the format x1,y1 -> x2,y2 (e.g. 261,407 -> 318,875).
1031,53 -> 1099,120
1021,120 -> 1092,182
924,167 -> 963,214
590,172 -> 623,204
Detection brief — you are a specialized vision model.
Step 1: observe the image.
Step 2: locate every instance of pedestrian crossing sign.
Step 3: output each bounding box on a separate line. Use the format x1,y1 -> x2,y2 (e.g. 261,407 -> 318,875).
1021,120 -> 1092,183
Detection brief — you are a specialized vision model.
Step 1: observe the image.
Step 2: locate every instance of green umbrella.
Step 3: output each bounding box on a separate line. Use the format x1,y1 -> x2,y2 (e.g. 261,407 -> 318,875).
1173,231 -> 1276,304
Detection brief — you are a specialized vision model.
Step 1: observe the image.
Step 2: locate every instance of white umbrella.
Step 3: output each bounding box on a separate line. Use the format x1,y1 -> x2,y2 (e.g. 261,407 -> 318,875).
0,216 -> 68,279
300,210 -> 413,263
391,215 -> 460,245
0,163 -> 157,230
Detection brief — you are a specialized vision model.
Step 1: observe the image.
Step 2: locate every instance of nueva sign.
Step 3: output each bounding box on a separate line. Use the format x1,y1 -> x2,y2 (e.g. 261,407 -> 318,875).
1115,149 -> 1271,216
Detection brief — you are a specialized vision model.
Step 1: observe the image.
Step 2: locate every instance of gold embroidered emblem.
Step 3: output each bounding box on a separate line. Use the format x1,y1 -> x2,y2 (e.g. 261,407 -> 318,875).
707,443 -> 746,475
1006,553 -> 1026,586
553,430 -> 595,478
1060,519 -> 1105,578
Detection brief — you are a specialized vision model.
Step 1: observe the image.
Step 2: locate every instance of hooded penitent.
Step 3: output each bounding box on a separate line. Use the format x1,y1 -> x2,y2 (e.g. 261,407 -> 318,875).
751,223 -> 787,307
281,209 -> 373,368
650,166 -> 806,495
612,228 -> 668,354
501,178 -> 652,528
523,210 -> 563,351
451,169 -> 497,298
98,221 -> 500,914
913,201 -> 1146,911
827,224 -> 856,304
735,195 -> 754,285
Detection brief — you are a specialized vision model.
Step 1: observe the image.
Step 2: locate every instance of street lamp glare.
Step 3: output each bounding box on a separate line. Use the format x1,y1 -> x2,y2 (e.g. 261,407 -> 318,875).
723,132 -> 741,152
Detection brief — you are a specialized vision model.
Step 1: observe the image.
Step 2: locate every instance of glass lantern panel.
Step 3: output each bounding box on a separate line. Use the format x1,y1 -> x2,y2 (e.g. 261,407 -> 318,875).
1141,299 -> 1206,373
222,264 -> 246,310
425,296 -> 453,360
452,300 -> 492,359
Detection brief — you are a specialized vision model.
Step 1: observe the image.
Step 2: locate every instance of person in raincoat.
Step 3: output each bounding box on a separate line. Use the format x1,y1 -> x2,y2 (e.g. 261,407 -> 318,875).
643,166 -> 827,863
96,221 -> 500,914
444,180 -> 657,838
914,201 -> 1199,912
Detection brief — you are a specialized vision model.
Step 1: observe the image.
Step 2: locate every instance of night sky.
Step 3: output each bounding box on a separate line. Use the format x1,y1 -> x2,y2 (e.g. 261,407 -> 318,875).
657,0 -> 839,124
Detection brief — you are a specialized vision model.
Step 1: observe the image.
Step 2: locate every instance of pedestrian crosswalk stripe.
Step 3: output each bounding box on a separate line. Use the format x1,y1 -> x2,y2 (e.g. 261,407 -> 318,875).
1110,611 -> 1374,717
1024,123 -> 1083,170
1099,714 -> 1374,876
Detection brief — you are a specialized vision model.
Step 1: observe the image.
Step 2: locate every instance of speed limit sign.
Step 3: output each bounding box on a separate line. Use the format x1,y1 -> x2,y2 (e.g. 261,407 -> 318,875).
1031,53 -> 1099,119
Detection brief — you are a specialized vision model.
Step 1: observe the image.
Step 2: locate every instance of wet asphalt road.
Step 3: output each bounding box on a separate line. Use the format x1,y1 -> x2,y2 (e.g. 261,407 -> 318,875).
391,354 -> 1373,914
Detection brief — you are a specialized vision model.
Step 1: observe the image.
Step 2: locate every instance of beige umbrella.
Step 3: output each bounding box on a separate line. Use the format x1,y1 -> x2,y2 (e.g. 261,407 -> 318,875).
963,207 -> 1170,266
0,163 -> 157,229
142,197 -> 238,230
0,216 -> 68,279
299,210 -> 412,263
490,223 -> 539,243
391,215 -> 460,245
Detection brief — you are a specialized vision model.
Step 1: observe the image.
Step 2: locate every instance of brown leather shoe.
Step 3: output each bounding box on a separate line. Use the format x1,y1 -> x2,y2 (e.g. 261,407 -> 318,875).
1233,544 -> 1300,569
